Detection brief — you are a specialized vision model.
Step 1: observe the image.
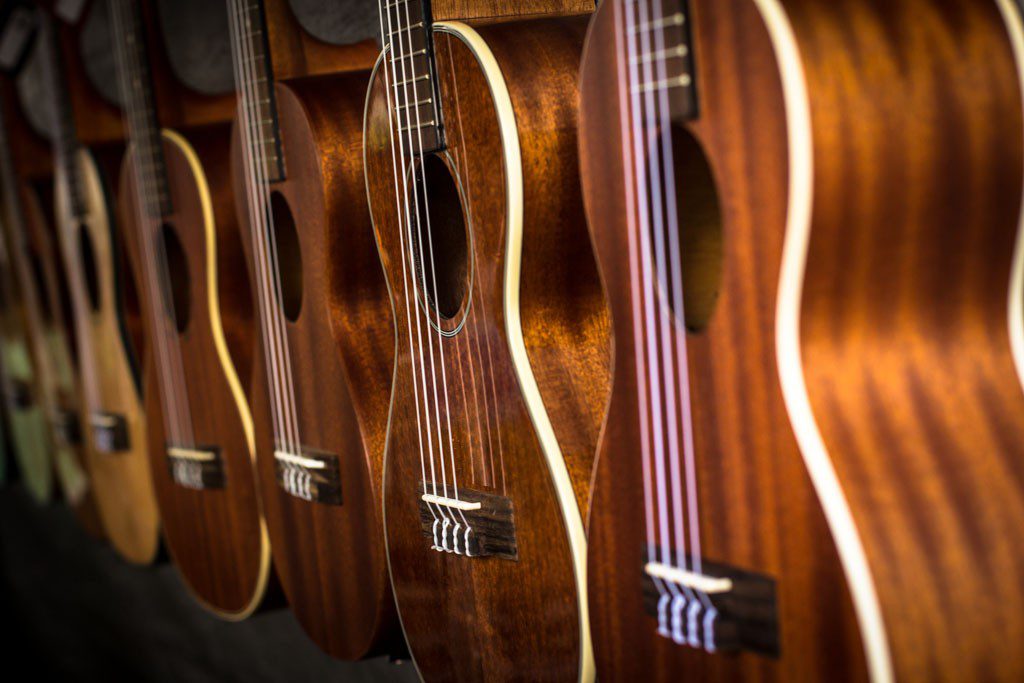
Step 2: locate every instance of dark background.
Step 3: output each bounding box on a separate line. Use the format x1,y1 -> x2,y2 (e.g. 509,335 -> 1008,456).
0,480 -> 421,682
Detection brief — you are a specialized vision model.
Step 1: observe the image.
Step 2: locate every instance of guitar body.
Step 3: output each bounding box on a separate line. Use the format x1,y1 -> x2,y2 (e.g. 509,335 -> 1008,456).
784,0 -> 1024,679
0,254 -> 50,502
19,182 -> 103,536
54,145 -> 160,563
365,17 -> 606,681
119,125 -> 269,617
230,72 -> 399,658
584,0 -> 1024,681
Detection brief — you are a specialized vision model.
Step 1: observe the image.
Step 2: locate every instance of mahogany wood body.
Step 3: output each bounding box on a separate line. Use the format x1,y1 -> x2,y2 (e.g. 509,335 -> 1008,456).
581,0 -> 866,680
365,16 -> 608,681
792,0 -> 1024,679
584,0 -> 1024,680
54,143 -> 161,563
230,73 -> 399,658
431,0 -> 592,21
264,0 -> 378,80
118,124 -> 269,617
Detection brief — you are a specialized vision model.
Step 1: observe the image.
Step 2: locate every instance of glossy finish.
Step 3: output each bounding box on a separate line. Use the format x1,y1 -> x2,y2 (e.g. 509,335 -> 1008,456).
792,0 -> 1024,679
231,73 -> 399,658
119,126 -> 269,617
365,16 -> 607,681
581,1 -> 866,680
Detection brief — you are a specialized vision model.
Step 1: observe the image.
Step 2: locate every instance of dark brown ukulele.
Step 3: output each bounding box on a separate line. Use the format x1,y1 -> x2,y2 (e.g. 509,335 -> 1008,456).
364,1 -> 609,680
110,0 -> 270,618
226,0 -> 400,658
582,0 -> 1024,681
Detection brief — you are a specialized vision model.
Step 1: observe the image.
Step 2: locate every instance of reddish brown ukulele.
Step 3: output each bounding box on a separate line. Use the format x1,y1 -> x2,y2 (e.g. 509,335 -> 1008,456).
582,0 -> 1024,681
226,0 -> 400,658
364,0 -> 608,680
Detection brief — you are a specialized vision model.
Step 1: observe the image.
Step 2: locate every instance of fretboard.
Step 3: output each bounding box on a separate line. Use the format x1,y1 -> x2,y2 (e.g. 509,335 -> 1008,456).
627,0 -> 699,122
228,0 -> 284,183
109,0 -> 171,218
39,13 -> 86,218
0,98 -> 26,243
381,0 -> 444,155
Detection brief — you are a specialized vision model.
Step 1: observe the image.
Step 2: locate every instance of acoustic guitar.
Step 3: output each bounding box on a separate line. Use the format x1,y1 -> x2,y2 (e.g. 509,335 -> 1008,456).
40,9 -> 160,564
0,101 -> 48,498
364,1 -> 609,679
226,0 -> 399,658
109,0 -> 270,617
0,69 -> 99,526
581,0 -> 1024,681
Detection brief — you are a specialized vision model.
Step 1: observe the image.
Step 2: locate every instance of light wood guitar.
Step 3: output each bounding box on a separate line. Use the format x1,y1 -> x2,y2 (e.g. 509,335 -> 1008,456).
41,10 -> 160,563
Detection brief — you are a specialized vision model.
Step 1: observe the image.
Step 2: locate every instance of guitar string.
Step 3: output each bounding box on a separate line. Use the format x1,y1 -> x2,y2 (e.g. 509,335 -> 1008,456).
376,0 -> 443,532
393,0 -> 475,541
38,16 -> 101,417
393,0 -> 465,526
630,0 -> 695,628
228,0 -> 302,462
227,0 -> 290,457
111,0 -> 177,447
238,0 -> 304,460
112,0 -> 191,448
644,1 -> 712,617
441,55 -> 504,494
394,0 -> 472,538
110,0 -> 194,449
623,0 -> 713,637
123,0 -> 200,450
634,0 -> 713,634
616,0 -> 672,621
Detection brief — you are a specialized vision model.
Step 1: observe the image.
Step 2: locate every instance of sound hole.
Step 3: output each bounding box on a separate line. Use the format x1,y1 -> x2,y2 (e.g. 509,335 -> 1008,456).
78,225 -> 101,312
652,126 -> 723,332
28,252 -> 53,323
159,224 -> 190,333
409,153 -> 469,323
270,192 -> 302,322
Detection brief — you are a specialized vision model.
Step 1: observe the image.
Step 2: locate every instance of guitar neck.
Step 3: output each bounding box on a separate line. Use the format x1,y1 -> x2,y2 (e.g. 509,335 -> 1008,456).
108,0 -> 171,218
622,0 -> 699,122
228,0 -> 284,184
381,0 -> 445,155
39,11 -> 86,218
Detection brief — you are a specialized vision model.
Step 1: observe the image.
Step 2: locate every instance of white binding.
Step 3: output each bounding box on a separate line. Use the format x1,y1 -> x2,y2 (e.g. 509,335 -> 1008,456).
434,20 -> 595,683
755,1 -> 895,681
996,0 -> 1024,390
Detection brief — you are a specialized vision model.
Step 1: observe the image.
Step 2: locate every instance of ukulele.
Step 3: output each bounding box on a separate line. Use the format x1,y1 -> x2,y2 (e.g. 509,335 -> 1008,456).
40,8 -> 160,564
0,97 -> 48,498
364,1 -> 609,679
109,0 -> 270,617
226,0 -> 398,658
581,0 -> 1024,681
0,65 -> 99,526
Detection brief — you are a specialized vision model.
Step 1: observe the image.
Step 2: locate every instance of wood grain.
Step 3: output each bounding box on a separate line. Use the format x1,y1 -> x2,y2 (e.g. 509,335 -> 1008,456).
20,179 -> 104,538
231,72 -> 400,658
790,0 -> 1024,679
432,0 -> 593,21
582,1 -> 867,680
365,16 -> 605,681
54,144 -> 161,564
118,124 -> 269,617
